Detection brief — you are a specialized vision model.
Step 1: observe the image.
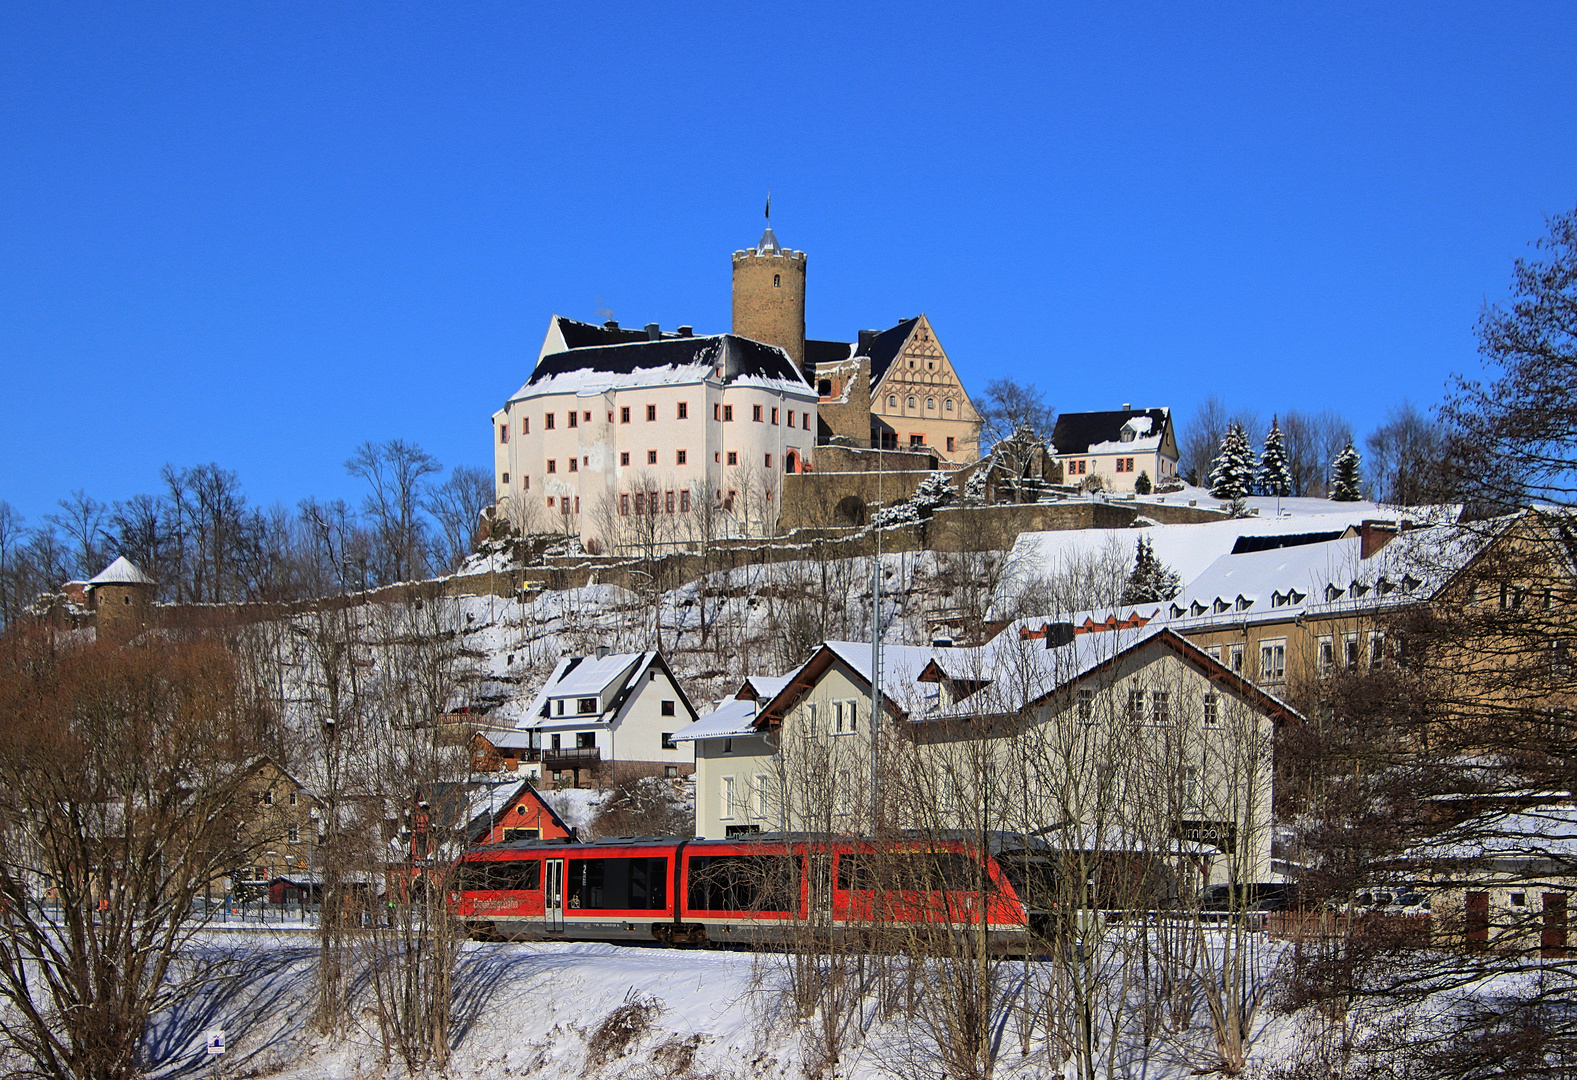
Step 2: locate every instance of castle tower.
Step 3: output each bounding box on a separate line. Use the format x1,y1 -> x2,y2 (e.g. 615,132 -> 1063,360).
731,212 -> 806,367
86,556 -> 156,639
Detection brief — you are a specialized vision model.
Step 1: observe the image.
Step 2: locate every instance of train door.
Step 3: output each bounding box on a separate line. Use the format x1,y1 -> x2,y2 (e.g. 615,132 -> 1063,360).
807,854 -> 833,925
544,859 -> 565,932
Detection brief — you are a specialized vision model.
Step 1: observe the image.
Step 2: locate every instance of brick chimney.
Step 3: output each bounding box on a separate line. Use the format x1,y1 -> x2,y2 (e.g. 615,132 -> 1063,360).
1359,520 -> 1402,559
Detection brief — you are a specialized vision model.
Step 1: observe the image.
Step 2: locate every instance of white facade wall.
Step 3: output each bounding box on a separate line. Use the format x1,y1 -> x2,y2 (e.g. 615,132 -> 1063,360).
533,660 -> 695,781
493,376 -> 817,549
1056,446 -> 1178,493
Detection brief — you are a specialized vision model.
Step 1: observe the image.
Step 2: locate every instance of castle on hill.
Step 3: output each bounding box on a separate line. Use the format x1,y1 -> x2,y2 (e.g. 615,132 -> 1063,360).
492,219 -> 983,550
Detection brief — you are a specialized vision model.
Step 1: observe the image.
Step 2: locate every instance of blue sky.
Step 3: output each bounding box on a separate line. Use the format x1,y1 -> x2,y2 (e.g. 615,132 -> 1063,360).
3,3 -> 1575,524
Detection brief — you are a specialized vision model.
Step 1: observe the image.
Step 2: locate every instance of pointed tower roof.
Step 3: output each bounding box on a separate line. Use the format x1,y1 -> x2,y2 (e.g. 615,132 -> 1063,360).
753,225 -> 782,256
87,556 -> 156,587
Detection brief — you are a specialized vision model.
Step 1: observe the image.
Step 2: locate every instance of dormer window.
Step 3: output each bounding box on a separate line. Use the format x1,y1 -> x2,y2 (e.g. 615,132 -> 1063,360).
1325,584 -> 1345,602
1235,596 -> 1253,611
1213,598 -> 1231,614
577,698 -> 597,715
1288,589 -> 1305,605
1120,429 -> 1135,442
1402,574 -> 1422,592
1271,591 -> 1286,608
1191,601 -> 1207,617
1170,604 -> 1186,619
1350,582 -> 1370,598
1377,578 -> 1396,595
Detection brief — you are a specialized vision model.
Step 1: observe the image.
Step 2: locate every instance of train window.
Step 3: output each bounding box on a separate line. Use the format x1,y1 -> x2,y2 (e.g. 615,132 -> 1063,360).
687,854 -> 794,912
837,851 -> 979,892
458,858 -> 541,893
835,854 -> 875,891
566,857 -> 668,910
996,853 -> 1059,904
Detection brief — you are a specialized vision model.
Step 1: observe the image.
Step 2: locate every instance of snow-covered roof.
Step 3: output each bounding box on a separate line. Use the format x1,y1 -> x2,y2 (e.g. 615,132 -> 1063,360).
479,728 -> 534,752
1177,535 -> 1366,613
821,641 -> 947,705
507,334 -> 814,403
88,556 -> 155,587
1086,434 -> 1163,456
739,674 -> 794,701
924,622 -> 1172,719
516,651 -> 649,728
922,622 -> 1302,723
997,519 -> 1494,644
669,699 -> 760,743
551,652 -> 647,698
1050,408 -> 1171,456
511,650 -> 697,732
988,508 -> 1407,621
463,779 -> 530,833
1405,804 -> 1577,863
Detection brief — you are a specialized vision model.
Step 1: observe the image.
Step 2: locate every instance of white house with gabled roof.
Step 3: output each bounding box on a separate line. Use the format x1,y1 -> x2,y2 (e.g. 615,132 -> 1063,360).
1051,406 -> 1180,492
510,649 -> 698,788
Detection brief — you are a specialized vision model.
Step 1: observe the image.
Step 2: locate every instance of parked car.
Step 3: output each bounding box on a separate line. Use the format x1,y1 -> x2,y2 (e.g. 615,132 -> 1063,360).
1200,882 -> 1299,912
1326,886 -> 1431,914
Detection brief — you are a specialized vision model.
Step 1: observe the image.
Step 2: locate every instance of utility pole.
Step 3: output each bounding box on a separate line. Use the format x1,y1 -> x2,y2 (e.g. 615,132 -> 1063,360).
867,435 -> 884,833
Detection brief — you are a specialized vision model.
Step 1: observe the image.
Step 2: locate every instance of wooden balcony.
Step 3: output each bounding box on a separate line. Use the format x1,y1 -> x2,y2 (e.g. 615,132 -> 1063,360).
542,747 -> 602,770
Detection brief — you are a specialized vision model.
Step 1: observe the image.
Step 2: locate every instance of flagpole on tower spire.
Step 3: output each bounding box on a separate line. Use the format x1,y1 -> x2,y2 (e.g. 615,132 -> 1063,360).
765,190 -> 771,222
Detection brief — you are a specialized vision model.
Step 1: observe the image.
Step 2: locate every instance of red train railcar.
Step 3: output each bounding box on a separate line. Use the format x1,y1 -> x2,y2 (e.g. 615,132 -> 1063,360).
452,836 -> 1033,947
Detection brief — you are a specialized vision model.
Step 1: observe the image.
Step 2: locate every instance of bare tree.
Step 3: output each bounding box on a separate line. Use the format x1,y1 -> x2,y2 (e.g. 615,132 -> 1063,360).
424,465 -> 492,572
1181,396 -> 1230,486
0,627 -> 273,1080
978,379 -> 1056,501
979,378 -> 1057,454
996,534 -> 1132,623
106,494 -> 168,591
45,491 -> 108,581
0,503 -> 24,628
353,591 -> 475,1072
1364,400 -> 1445,507
346,439 -> 441,585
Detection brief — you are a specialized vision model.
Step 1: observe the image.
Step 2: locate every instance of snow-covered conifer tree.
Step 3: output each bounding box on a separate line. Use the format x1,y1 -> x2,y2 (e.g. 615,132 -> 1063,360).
1329,442 -> 1363,502
1257,417 -> 1293,498
1208,424 -> 1255,507
1121,536 -> 1182,603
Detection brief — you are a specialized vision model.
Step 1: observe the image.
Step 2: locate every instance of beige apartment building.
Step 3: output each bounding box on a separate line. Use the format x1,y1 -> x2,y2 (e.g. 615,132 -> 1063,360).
678,628 -> 1290,888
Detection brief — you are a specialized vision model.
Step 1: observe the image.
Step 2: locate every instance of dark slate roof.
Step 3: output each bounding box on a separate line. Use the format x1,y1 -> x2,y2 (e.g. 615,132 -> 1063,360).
1050,408 -> 1171,455
525,334 -> 812,391
1230,531 -> 1346,555
555,315 -> 694,349
805,339 -> 854,367
857,318 -> 920,387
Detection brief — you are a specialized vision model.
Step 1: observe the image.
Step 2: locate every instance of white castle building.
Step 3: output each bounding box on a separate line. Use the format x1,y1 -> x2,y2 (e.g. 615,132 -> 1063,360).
493,223 -> 821,551
493,321 -> 817,551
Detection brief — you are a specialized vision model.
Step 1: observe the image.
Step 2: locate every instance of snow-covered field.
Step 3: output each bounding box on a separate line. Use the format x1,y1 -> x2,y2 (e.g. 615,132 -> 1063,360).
138,933 -> 1331,1080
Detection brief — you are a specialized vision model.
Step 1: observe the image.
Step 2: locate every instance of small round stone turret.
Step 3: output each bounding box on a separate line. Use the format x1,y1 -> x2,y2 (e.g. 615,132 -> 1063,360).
732,220 -> 806,367
86,556 -> 156,637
